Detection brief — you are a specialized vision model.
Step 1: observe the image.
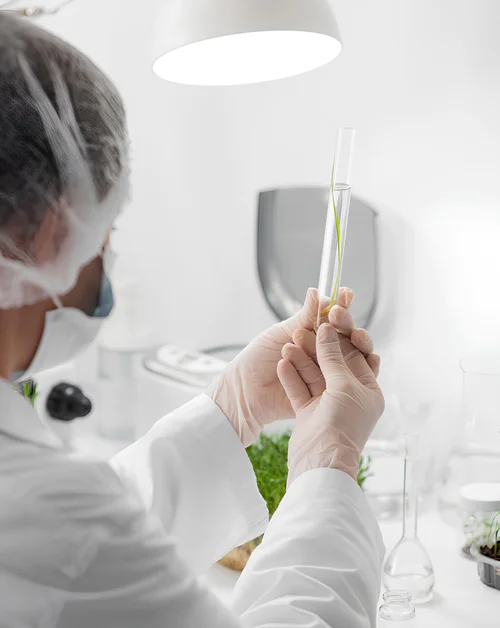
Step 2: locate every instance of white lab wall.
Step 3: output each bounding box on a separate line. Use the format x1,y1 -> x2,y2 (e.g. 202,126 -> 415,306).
40,0 -> 500,433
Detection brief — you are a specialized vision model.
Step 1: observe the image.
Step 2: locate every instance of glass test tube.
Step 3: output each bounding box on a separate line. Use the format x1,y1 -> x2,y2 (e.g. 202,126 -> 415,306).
316,127 -> 356,330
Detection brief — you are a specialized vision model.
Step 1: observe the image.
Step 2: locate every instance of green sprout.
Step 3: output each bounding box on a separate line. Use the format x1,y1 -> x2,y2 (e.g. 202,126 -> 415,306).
330,164 -> 342,310
486,512 -> 500,556
462,511 -> 500,558
247,432 -> 291,519
318,165 -> 342,325
357,455 -> 374,490
19,379 -> 38,408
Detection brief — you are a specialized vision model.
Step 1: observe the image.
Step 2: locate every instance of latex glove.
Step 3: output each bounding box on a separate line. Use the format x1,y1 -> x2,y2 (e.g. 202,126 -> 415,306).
208,288 -> 373,448
278,323 -> 385,486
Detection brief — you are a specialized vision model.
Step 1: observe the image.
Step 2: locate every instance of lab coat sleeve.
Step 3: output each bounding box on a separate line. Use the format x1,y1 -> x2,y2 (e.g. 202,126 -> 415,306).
232,468 -> 386,628
110,394 -> 268,574
58,460 -> 243,628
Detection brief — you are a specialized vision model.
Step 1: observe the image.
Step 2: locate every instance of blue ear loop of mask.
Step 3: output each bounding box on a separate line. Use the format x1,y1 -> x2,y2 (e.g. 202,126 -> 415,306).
92,271 -> 114,318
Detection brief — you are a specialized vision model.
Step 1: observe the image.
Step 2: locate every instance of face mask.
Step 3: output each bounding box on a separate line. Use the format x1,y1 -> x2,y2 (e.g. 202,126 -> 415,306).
12,248 -> 116,383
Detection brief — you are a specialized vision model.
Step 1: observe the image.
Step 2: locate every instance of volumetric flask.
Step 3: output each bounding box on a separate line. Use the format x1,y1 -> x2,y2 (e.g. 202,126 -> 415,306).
316,127 -> 356,330
383,435 -> 435,603
439,358 -> 500,526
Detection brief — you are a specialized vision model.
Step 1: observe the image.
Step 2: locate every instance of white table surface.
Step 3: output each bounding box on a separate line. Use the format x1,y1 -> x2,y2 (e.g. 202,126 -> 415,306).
63,411 -> 499,628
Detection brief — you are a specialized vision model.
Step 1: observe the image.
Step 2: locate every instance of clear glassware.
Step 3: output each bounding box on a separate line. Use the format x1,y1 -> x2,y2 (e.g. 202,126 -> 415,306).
316,127 -> 356,330
362,375 -> 433,521
383,435 -> 435,603
439,358 -> 500,526
362,427 -> 404,520
379,590 -> 416,623
361,390 -> 408,521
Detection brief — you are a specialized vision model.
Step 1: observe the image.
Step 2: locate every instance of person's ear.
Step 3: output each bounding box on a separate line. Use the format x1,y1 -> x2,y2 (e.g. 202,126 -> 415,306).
33,206 -> 62,264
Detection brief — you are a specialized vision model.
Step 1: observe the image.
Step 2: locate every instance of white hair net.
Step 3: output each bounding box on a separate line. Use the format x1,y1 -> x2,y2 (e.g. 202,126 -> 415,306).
0,13 -> 130,308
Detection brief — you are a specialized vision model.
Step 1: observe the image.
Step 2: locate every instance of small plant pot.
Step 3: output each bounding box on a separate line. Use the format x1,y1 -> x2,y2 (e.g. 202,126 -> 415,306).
476,553 -> 500,591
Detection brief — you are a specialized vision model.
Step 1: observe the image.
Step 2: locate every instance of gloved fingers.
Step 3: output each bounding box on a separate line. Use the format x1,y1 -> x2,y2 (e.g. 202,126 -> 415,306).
336,287 -> 355,309
316,323 -> 348,382
350,328 -> 374,357
296,307 -> 377,381
339,334 -> 379,384
292,328 -> 318,363
366,353 -> 381,378
282,342 -> 326,397
292,287 -> 319,332
277,359 -> 312,413
329,304 -> 356,335
290,286 -> 355,336
358,370 -> 383,393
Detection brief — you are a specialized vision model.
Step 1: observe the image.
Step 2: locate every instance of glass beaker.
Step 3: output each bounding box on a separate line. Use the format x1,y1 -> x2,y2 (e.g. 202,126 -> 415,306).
362,384 -> 432,521
316,127 -> 356,330
362,405 -> 404,521
439,358 -> 500,526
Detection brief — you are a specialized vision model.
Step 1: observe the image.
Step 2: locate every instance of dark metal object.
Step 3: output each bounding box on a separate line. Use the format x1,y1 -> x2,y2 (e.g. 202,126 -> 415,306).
46,382 -> 92,422
477,555 -> 500,591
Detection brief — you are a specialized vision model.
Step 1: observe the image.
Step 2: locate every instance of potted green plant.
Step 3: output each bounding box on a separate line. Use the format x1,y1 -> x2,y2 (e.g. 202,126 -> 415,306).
219,432 -> 372,571
475,512 -> 500,591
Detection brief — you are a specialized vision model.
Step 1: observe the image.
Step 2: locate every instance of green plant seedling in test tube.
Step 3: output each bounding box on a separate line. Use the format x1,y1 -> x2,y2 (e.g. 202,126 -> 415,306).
316,127 -> 356,331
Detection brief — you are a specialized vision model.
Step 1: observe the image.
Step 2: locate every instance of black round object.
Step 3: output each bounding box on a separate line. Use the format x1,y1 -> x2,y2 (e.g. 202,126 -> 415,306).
46,383 -> 92,422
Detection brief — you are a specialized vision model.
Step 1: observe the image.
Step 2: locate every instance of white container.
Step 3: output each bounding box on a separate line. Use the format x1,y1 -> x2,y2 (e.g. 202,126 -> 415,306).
458,483 -> 500,560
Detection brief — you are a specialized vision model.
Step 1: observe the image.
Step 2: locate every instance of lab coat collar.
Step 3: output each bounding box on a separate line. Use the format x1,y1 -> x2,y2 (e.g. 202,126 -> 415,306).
0,379 -> 64,450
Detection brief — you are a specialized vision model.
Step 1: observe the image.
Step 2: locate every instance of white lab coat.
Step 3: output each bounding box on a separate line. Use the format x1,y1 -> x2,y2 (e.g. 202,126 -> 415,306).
0,379 -> 385,627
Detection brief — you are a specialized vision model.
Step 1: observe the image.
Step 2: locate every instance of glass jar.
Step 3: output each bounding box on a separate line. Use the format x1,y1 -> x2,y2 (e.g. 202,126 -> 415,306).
379,590 -> 416,623
439,359 -> 500,525
458,483 -> 500,560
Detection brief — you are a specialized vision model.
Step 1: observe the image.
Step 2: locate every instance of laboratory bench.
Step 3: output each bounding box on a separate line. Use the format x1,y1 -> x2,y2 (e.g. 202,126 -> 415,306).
206,514 -> 499,628
55,405 -> 500,628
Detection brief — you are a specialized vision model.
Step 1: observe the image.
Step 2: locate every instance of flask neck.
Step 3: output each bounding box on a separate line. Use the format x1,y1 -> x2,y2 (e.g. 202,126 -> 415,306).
402,435 -> 420,539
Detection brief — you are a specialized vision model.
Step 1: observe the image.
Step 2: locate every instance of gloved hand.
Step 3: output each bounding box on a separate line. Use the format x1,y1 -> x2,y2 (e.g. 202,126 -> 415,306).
208,287 -> 377,448
278,323 -> 385,486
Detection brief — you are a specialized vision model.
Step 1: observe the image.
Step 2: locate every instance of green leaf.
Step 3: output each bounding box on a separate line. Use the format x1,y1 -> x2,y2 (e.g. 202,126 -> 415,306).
487,512 -> 500,554
357,454 -> 373,490
19,379 -> 39,408
330,165 -> 341,308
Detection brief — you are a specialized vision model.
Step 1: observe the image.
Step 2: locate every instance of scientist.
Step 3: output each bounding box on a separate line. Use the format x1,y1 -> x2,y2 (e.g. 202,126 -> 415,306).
0,14 -> 386,628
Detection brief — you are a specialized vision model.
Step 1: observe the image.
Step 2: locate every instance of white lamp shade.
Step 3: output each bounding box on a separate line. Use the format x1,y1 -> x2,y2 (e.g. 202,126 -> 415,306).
152,0 -> 342,86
